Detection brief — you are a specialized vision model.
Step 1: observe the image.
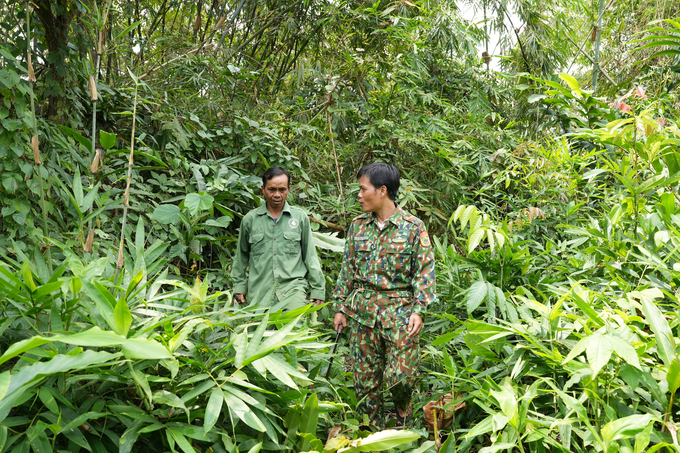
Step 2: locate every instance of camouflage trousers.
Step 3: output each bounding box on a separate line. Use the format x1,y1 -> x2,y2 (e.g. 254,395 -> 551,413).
350,321 -> 420,428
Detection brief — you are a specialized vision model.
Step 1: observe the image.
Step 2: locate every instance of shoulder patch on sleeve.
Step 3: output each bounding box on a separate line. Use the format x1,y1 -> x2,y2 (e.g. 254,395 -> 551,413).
419,230 -> 431,247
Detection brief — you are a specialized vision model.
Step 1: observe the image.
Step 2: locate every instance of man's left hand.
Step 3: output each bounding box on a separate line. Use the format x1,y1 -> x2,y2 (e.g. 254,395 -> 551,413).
407,313 -> 423,339
311,299 -> 324,306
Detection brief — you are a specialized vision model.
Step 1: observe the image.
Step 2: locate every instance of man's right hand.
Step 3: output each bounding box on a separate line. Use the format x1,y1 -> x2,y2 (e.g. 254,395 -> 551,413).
234,293 -> 246,304
333,312 -> 347,332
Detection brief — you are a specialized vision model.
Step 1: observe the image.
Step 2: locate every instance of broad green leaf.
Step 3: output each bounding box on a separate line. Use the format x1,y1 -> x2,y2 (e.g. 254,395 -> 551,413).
466,415 -> 494,439
490,379 -> 517,421
0,372 -> 9,401
153,391 -> 189,421
607,335 -> 641,370
479,443 -> 516,453
168,428 -> 196,453
527,94 -> 546,103
204,389 -> 223,434
38,387 -> 59,414
129,363 -> 152,405
245,314 -> 269,360
152,204 -> 181,224
244,316 -> 303,366
468,228 -> 485,253
351,429 -> 420,451
119,336 -> 172,360
119,422 -> 145,453
234,332 -> 248,368
114,298 -> 132,337
0,350 -> 120,423
559,73 -> 582,97
100,130 -> 116,149
668,358 -> 680,394
634,423 -> 653,453
57,125 -> 93,151
184,193 -> 214,217
222,390 -> 266,432
73,168 -> 83,209
640,293 -> 677,367
312,231 -> 345,252
410,440 -> 436,453
21,261 -> 37,292
299,393 -> 319,452
586,332 -> 613,377
601,414 -> 656,446
247,442 -> 262,453
81,279 -> 117,332
466,281 -> 487,314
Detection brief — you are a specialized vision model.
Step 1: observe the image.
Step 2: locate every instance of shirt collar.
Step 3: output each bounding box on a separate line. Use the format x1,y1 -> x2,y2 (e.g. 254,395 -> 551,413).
255,200 -> 292,217
369,206 -> 404,228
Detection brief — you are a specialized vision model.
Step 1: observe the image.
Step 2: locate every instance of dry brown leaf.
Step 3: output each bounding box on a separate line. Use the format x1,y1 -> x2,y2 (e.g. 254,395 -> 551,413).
84,228 -> 95,253
89,75 -> 98,101
90,149 -> 102,174
31,135 -> 41,164
326,423 -> 342,444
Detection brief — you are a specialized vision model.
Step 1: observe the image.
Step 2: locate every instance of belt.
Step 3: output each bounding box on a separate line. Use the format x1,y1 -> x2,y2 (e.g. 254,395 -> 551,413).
352,286 -> 413,298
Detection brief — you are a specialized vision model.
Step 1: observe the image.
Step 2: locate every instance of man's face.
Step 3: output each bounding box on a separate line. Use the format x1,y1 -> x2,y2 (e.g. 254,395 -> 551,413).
262,174 -> 290,210
358,175 -> 385,213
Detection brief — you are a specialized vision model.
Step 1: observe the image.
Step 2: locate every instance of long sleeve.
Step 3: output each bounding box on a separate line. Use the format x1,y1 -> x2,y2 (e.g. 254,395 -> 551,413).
409,223 -> 436,315
333,222 -> 356,314
300,215 -> 326,300
230,214 -> 251,295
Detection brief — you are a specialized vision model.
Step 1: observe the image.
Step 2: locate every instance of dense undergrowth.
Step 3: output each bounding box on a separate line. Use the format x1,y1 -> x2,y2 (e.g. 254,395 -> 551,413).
2,0 -> 680,452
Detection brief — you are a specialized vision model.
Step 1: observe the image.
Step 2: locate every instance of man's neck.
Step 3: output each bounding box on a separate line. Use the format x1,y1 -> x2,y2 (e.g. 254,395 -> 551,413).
267,203 -> 284,219
374,202 -> 397,224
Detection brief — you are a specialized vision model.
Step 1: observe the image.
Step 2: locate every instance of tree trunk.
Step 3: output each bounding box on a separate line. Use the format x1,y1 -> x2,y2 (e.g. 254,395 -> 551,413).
34,0 -> 77,121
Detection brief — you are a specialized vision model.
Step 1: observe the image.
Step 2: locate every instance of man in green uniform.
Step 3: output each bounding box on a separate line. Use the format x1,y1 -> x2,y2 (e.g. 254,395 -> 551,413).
333,163 -> 436,428
232,166 -> 325,309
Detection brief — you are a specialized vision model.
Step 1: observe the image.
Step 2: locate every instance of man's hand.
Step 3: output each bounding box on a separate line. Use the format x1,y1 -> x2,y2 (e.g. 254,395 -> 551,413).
407,313 -> 423,339
333,312 -> 347,332
311,299 -> 324,306
234,293 -> 246,304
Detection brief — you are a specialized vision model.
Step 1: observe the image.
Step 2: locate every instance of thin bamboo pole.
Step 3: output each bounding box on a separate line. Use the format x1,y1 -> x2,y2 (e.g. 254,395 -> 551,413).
592,0 -> 605,92
114,74 -> 139,286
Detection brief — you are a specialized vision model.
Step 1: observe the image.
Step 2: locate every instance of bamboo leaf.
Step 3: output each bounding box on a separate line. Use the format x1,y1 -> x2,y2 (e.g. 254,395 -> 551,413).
299,393 -> 319,452
640,292 -> 677,367
204,389 -> 223,434
466,281 -> 487,314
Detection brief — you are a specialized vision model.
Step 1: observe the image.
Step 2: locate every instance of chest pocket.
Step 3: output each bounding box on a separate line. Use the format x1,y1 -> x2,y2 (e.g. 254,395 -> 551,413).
383,240 -> 412,273
249,232 -> 266,256
283,231 -> 301,253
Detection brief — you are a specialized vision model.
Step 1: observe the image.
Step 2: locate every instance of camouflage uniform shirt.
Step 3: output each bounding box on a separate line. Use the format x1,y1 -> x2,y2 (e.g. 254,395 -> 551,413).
334,207 -> 436,327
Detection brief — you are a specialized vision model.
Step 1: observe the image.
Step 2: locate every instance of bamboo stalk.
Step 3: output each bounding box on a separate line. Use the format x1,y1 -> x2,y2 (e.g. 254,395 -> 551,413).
26,1 -> 52,273
308,216 -> 345,232
85,0 -> 114,254
114,74 -> 139,285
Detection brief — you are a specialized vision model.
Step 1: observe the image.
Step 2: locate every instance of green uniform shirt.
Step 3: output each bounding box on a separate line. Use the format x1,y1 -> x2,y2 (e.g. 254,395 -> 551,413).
231,201 -> 325,305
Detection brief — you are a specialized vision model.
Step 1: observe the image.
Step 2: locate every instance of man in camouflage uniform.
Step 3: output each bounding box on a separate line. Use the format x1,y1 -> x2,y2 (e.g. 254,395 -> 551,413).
333,163 -> 436,428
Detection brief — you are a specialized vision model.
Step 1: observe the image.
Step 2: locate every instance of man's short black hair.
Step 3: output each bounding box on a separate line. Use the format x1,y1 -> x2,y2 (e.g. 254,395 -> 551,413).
262,166 -> 290,187
357,163 -> 400,201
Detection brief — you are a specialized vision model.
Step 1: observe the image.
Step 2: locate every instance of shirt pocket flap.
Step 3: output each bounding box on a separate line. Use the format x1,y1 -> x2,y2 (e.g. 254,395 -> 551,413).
249,232 -> 265,244
284,231 -> 301,241
354,237 -> 371,251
